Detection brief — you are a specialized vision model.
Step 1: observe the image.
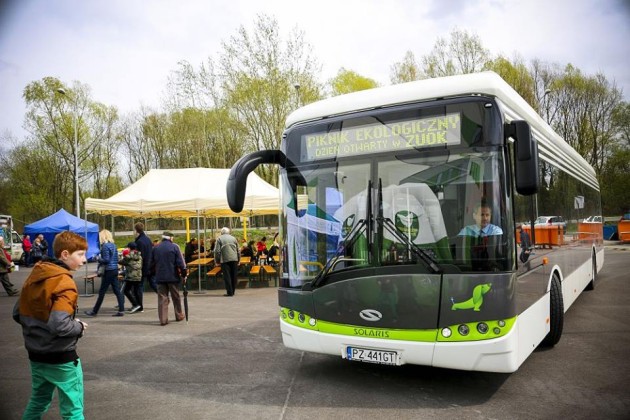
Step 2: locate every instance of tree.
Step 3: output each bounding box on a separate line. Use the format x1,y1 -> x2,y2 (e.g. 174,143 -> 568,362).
422,29 -> 490,77
600,145 -> 630,214
484,56 -> 536,107
546,65 -> 622,173
612,102 -> 630,148
0,77 -> 126,222
0,140 -> 68,219
390,51 -> 423,84
329,68 -> 379,95
217,14 -> 322,184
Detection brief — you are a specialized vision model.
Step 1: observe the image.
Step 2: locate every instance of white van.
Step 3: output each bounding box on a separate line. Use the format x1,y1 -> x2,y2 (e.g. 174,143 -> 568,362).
0,215 -> 24,263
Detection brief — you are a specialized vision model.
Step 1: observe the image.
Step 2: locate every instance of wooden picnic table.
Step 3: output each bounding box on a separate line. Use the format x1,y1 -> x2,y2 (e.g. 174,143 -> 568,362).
188,257 -> 214,266
188,258 -> 215,290
191,251 -> 210,259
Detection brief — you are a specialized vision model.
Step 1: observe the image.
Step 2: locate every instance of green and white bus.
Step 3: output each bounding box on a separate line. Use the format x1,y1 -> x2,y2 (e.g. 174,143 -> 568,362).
227,71 -> 604,372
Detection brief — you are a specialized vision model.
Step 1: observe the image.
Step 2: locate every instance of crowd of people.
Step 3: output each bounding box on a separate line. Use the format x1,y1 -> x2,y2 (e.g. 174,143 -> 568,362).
7,224 -> 279,318
238,233 -> 279,265
20,234 -> 49,267
5,224 -> 280,419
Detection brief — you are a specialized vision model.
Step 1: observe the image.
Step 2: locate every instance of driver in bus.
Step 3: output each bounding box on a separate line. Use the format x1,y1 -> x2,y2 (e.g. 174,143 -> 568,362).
458,199 -> 503,237
457,199 -> 503,270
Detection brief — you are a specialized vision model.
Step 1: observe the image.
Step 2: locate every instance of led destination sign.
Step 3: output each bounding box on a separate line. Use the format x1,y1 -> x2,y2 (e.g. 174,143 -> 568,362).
302,113 -> 461,161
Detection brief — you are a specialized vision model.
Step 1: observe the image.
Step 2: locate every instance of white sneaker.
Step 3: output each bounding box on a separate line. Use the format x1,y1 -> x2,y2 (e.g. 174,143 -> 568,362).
129,305 -> 142,314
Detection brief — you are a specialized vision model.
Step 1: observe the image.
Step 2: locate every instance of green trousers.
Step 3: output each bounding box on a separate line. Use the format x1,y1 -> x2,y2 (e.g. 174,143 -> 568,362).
23,359 -> 84,420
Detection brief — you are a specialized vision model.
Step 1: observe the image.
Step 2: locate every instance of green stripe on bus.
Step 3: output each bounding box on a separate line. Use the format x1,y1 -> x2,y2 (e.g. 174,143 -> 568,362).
280,308 -> 517,342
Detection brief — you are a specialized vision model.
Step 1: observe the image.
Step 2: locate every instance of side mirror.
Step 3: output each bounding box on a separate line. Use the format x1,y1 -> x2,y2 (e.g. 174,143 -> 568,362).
506,121 -> 540,196
227,150 -> 286,213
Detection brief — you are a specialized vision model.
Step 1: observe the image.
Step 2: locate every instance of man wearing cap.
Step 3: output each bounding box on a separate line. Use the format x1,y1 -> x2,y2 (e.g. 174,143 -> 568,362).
150,231 -> 187,325
214,227 -> 240,297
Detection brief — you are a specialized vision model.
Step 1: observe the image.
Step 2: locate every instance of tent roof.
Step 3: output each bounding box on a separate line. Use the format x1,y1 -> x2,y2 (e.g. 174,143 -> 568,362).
84,168 -> 279,217
24,208 -> 99,233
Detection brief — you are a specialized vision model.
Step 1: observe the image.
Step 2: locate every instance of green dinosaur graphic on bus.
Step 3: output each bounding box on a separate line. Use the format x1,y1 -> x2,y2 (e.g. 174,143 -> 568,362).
451,283 -> 492,311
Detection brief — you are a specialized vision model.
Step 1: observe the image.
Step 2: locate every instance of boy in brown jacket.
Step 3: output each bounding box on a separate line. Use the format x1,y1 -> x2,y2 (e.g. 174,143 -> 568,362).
13,231 -> 89,419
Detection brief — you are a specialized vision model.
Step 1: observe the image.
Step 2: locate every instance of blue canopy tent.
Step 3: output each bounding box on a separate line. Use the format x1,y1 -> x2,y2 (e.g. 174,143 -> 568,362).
24,209 -> 100,260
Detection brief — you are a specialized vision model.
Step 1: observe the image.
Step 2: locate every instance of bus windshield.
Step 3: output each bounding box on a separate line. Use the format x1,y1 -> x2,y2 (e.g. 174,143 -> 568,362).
280,100 -> 512,287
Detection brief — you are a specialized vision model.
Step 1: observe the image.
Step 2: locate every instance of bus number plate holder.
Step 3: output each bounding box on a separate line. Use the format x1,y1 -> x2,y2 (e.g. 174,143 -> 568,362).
344,346 -> 400,366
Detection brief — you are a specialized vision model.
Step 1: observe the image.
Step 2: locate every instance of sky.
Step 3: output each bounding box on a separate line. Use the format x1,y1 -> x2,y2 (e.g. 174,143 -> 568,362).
1,0 -> 629,141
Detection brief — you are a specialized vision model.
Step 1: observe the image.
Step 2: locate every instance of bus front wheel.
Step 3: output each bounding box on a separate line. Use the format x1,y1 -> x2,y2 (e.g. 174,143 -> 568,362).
541,274 -> 564,347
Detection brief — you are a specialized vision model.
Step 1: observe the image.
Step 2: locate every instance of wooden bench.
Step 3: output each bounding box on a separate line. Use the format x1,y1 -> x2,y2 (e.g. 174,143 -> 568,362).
248,265 -> 263,287
206,266 -> 222,288
262,265 -> 278,287
82,274 -> 96,296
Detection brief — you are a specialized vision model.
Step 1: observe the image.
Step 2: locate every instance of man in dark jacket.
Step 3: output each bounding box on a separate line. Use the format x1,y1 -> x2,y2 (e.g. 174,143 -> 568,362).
150,231 -> 187,326
134,222 -> 155,312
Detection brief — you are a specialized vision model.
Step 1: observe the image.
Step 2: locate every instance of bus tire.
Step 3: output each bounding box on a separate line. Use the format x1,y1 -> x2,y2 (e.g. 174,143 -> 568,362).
585,254 -> 596,291
541,274 -> 564,347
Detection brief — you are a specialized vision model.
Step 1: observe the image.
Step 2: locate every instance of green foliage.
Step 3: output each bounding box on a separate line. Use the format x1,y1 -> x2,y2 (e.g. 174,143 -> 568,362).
329,68 -> 379,95
484,56 -> 537,107
390,51 -> 423,84
600,146 -> 630,214
422,29 -> 490,77
612,102 -> 630,148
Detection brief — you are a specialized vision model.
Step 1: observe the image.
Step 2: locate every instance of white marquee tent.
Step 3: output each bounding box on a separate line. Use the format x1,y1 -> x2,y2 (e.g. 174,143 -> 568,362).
84,168 -> 280,217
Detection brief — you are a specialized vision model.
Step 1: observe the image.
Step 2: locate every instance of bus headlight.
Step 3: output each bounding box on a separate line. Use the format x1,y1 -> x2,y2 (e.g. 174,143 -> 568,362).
458,324 -> 470,336
288,310 -> 294,320
441,327 -> 452,338
493,327 -> 501,335
477,322 -> 489,334
309,318 -> 317,327
498,320 -> 506,327
298,313 -> 305,323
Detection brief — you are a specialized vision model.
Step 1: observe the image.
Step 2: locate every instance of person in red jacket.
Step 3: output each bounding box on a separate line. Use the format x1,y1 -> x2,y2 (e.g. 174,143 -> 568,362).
256,236 -> 268,264
22,234 -> 32,267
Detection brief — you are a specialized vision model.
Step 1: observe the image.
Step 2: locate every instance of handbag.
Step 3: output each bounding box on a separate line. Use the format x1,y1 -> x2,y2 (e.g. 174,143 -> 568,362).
96,265 -> 104,277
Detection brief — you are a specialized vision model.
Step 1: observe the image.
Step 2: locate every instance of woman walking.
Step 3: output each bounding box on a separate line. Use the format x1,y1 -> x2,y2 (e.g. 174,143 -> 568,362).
84,229 -> 125,317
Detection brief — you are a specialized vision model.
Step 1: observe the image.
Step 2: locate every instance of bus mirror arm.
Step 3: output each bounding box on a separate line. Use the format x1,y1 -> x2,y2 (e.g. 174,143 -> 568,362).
506,121 -> 532,160
227,150 -> 286,213
506,121 -> 540,196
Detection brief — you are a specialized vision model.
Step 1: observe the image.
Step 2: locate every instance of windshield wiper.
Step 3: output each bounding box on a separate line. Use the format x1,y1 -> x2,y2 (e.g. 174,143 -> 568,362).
376,179 -> 442,274
310,181 -> 372,287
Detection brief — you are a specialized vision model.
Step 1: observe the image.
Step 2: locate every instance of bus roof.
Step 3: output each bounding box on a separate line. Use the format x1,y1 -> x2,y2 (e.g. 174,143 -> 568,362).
286,71 -> 598,190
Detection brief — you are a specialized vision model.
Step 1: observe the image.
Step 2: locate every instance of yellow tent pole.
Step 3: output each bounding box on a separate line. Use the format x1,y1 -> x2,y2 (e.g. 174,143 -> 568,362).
243,216 -> 247,241
186,217 -> 190,242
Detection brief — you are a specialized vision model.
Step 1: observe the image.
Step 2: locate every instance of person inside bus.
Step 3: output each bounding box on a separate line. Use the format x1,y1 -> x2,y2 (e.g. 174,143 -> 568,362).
457,199 -> 503,270
458,199 -> 503,237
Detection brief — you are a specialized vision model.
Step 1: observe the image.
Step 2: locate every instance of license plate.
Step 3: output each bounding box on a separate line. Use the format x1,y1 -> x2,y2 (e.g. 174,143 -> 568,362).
344,346 -> 400,366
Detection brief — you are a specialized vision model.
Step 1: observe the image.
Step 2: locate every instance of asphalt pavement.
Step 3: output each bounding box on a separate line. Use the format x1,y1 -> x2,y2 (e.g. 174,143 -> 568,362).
0,241 -> 628,419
